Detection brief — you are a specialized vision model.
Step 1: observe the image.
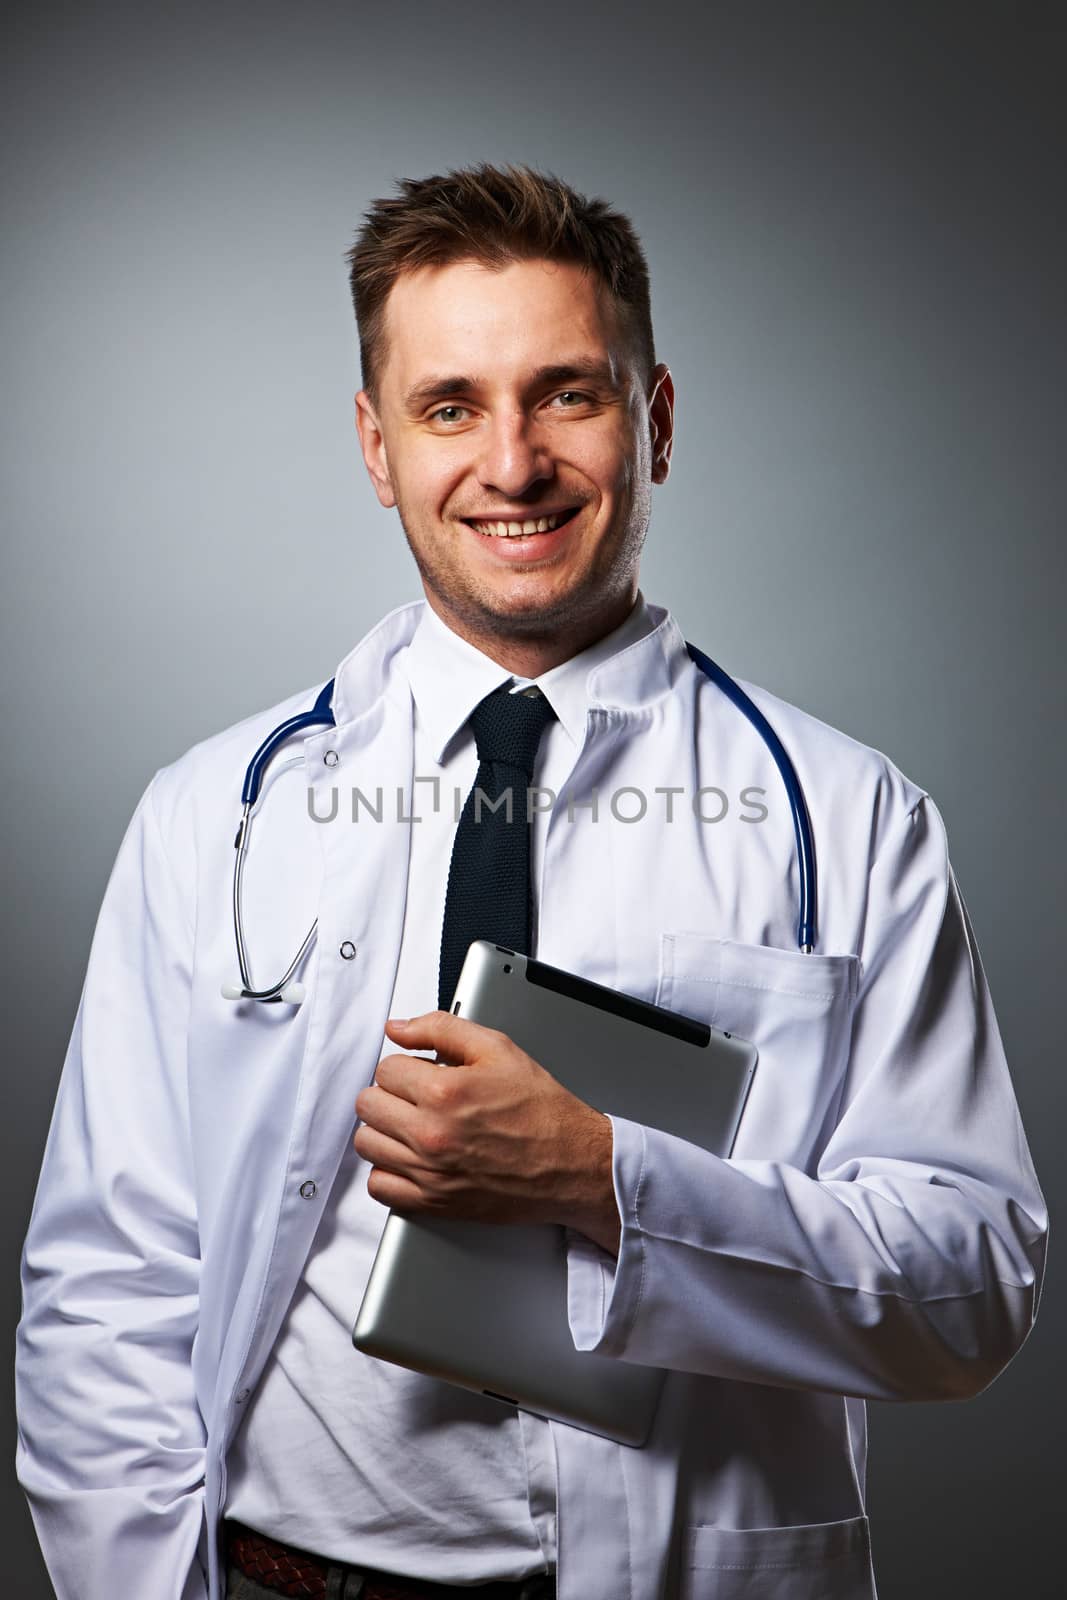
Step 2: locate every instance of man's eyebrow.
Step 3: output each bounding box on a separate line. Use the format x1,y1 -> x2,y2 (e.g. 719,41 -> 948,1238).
402,375 -> 479,414
402,359 -> 621,415
527,359 -> 620,391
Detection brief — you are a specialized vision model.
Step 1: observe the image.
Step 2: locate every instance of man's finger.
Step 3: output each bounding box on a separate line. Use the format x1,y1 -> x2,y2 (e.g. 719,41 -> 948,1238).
355,1081 -> 425,1147
353,1120 -> 424,1178
385,1011 -> 501,1062
373,1051 -> 452,1102
364,1166 -> 438,1215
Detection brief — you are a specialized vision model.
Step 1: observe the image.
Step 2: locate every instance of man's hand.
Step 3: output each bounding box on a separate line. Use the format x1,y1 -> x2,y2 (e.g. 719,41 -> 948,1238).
354,1012 -> 622,1257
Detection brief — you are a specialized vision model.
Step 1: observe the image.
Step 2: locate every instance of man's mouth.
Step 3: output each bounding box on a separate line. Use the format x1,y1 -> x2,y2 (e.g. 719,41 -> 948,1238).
463,508 -> 580,538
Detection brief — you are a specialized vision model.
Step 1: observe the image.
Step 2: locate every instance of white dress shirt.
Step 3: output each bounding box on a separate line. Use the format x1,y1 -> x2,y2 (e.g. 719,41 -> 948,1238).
224,594 -> 658,1580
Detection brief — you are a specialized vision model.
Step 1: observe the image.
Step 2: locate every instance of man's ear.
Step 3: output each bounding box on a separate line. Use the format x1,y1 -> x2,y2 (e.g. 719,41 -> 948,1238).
355,390 -> 397,509
648,364 -> 675,485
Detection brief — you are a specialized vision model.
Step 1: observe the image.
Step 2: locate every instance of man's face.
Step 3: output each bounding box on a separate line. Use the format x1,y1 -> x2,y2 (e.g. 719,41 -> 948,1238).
355,257 -> 673,660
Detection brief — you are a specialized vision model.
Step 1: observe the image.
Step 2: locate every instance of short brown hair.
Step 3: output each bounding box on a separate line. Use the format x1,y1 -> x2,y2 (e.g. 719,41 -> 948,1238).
346,162 -> 656,404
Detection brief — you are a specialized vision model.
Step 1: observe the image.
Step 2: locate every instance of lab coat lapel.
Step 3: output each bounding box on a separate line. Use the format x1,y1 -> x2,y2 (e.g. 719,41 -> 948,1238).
236,676 -> 416,1390
299,690 -> 415,1164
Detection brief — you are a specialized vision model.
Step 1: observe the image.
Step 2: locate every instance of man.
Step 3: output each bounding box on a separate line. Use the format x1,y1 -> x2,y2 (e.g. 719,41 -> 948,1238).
16,164 -> 1047,1600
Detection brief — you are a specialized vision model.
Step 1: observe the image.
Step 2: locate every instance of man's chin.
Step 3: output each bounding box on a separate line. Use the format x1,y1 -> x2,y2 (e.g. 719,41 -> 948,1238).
448,588 -> 579,639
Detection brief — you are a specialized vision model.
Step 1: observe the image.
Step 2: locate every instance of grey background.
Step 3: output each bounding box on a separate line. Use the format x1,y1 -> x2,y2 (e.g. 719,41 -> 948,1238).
3,1 -> 1062,1594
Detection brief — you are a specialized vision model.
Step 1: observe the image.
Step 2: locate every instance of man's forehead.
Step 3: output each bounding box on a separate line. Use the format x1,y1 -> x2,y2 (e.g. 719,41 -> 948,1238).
379,256 -> 628,387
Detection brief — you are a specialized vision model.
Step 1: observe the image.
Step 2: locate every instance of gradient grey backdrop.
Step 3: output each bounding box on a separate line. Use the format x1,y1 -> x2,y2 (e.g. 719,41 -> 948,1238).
3,2 -> 1063,1595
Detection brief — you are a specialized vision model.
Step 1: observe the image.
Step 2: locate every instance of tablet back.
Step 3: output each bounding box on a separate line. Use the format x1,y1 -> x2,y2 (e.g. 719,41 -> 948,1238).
352,941 -> 757,1447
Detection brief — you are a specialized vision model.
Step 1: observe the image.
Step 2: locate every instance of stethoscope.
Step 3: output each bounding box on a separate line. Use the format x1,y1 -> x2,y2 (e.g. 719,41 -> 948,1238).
222,644 -> 817,1006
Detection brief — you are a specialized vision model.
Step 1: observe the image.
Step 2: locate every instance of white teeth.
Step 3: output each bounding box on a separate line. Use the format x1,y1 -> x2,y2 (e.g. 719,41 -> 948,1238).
470,511 -> 567,537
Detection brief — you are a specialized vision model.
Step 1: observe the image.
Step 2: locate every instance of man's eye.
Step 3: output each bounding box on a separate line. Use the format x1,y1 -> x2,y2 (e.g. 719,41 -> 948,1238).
550,390 -> 590,408
430,405 -> 470,424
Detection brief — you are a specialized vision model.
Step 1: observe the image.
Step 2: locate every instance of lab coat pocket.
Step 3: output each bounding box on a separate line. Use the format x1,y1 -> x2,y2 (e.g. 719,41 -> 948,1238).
658,935 -> 860,1166
681,1515 -> 874,1600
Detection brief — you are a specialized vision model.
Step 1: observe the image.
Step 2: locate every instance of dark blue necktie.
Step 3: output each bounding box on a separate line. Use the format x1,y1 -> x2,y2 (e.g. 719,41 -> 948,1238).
437,684 -> 558,1010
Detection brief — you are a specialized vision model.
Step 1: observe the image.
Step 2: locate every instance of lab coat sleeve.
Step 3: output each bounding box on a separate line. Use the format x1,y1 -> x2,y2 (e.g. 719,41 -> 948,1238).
565,792 -> 1048,1401
15,777 -> 208,1600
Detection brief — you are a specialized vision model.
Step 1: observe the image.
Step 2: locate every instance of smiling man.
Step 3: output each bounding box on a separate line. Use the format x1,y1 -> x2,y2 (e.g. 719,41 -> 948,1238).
355,252 -> 671,673
16,165 -> 1046,1600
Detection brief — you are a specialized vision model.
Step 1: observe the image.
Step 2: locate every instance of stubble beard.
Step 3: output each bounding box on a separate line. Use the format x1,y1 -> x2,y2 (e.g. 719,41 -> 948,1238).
394,485 -> 651,647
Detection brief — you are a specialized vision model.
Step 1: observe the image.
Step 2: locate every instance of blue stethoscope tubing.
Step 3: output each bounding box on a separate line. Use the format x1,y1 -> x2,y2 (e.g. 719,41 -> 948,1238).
225,645 -> 818,1004
226,678 -> 338,1003
684,643 -> 817,954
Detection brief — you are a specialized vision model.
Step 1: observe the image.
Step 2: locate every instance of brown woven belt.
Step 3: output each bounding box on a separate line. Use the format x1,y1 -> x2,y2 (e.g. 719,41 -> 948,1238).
224,1522 -> 556,1600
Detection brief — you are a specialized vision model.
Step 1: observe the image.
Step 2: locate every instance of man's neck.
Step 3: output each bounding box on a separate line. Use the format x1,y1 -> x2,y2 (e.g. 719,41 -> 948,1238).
422,589 -> 640,678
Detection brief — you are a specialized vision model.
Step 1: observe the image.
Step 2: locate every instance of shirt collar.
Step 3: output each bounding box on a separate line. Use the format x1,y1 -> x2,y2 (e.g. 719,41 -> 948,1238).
401,591 -> 663,762
329,592 -> 689,745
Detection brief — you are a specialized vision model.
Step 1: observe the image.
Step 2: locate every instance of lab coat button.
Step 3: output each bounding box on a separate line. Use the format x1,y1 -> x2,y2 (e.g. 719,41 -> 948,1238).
324,749 -> 340,767
340,941 -> 357,960
299,1180 -> 317,1199
235,1388 -> 250,1404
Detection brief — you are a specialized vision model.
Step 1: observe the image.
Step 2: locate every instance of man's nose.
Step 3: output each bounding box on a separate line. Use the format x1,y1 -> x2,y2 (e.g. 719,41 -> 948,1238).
475,410 -> 554,498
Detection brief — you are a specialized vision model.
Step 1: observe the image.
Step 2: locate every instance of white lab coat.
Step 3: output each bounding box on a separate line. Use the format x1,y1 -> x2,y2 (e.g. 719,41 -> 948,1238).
16,599 -> 1047,1600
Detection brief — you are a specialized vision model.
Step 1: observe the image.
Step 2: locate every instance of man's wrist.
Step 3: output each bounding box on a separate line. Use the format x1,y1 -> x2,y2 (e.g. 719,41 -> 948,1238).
562,1110 -> 621,1258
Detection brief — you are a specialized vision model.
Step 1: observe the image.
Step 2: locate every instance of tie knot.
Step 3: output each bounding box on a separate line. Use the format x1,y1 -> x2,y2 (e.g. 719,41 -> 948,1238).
468,684 -> 557,776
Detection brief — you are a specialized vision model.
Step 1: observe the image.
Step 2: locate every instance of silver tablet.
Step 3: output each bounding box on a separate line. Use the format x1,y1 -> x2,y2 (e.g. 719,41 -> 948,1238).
352,940 -> 757,1448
